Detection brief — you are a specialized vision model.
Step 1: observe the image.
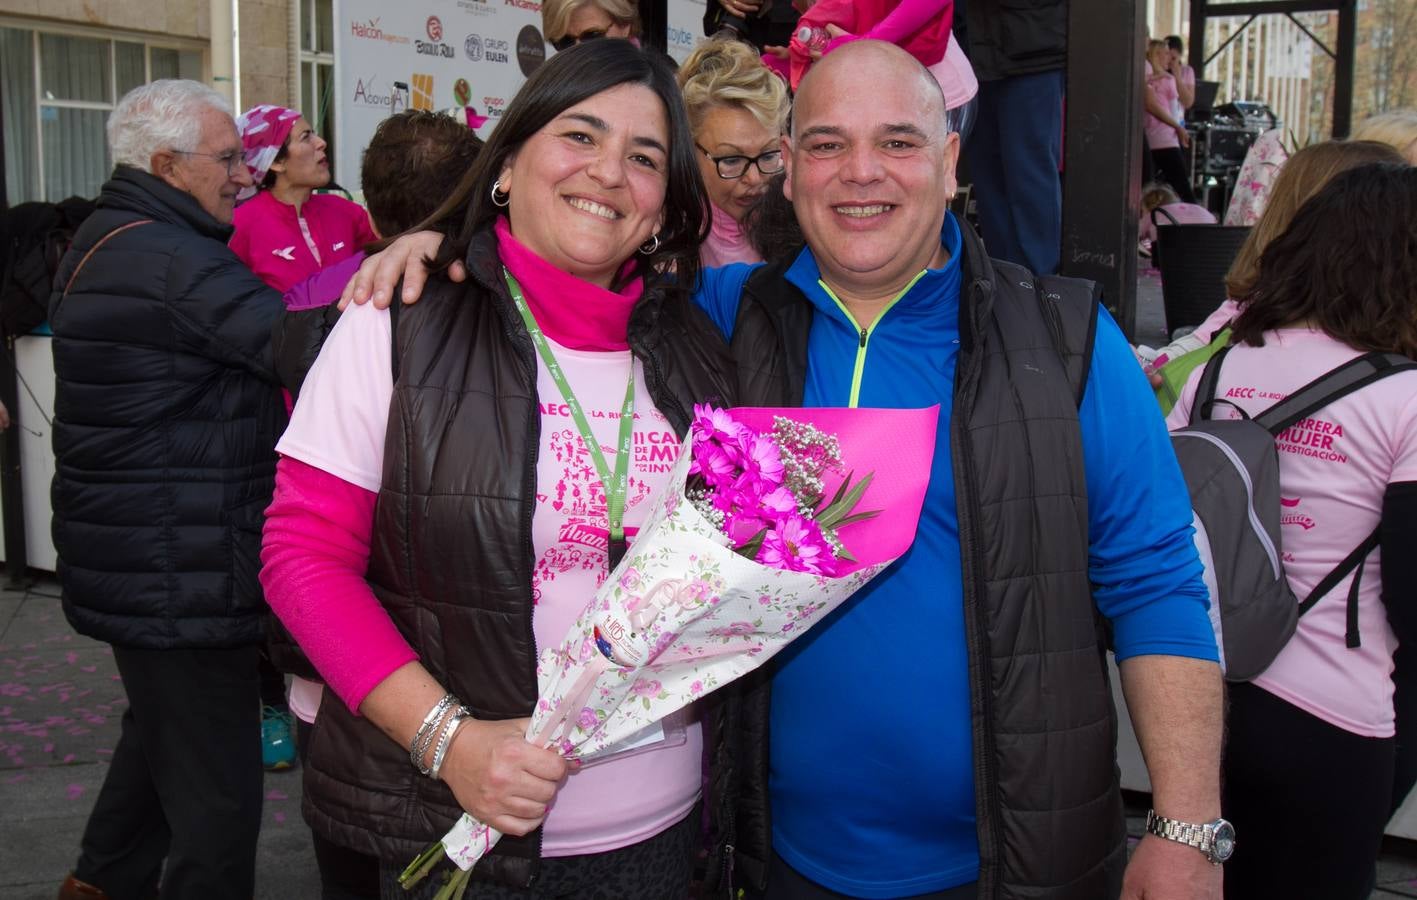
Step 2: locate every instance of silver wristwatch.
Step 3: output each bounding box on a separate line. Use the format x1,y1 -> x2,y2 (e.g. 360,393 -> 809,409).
1145,810 -> 1236,865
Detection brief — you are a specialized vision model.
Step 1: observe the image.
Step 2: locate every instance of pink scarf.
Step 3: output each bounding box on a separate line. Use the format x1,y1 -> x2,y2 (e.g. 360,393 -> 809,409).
494,217 -> 644,352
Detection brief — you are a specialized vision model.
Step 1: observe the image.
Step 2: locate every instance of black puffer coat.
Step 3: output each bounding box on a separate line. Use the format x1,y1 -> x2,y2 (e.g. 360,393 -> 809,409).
49,165 -> 285,649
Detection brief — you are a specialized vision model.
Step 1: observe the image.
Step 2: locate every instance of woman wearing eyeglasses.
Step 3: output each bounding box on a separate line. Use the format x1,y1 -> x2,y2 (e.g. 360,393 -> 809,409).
678,38 -> 790,267
543,0 -> 639,51
230,105 -> 377,294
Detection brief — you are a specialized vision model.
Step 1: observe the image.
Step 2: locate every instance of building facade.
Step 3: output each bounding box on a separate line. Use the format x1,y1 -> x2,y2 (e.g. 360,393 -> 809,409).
1,0 -> 335,205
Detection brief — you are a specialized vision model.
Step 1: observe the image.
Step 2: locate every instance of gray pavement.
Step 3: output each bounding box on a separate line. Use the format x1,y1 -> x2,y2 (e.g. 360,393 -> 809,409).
4,267 -> 1416,899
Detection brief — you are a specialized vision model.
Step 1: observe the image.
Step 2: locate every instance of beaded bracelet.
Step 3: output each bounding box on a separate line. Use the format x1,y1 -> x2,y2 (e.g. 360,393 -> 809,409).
409,693 -> 458,774
429,710 -> 472,782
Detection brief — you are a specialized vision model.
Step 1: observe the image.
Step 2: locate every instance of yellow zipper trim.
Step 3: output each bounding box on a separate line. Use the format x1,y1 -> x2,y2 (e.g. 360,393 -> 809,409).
818,270 -> 928,407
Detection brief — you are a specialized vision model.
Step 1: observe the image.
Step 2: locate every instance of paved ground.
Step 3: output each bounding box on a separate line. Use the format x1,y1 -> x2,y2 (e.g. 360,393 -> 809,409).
5,268 -> 1416,899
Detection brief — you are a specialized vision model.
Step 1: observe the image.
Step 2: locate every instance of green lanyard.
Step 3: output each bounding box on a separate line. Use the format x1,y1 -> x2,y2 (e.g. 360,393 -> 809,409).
504,269 -> 635,570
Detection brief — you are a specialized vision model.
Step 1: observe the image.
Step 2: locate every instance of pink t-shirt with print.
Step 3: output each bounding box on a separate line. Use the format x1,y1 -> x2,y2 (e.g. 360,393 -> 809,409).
1167,329 -> 1417,737
275,300 -> 702,856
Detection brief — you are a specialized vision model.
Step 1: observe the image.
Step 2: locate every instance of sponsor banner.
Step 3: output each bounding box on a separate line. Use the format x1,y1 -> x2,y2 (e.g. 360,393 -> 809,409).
336,0 -> 709,192
335,0 -> 544,194
665,0 -> 707,64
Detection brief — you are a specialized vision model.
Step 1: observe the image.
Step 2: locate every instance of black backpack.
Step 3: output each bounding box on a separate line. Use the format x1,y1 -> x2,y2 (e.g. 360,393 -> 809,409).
0,197 -> 96,338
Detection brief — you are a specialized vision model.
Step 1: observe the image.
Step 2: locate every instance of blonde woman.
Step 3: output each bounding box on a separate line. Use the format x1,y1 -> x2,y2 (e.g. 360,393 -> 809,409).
677,38 -> 790,266
542,0 -> 639,51
1352,109 -> 1417,163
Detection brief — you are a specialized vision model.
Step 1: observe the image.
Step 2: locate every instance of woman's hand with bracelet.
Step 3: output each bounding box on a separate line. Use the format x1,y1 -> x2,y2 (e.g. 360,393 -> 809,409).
438,716 -> 569,836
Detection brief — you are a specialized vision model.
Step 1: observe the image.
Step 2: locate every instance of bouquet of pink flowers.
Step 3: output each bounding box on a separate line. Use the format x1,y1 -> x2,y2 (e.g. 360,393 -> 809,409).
401,405 -> 937,898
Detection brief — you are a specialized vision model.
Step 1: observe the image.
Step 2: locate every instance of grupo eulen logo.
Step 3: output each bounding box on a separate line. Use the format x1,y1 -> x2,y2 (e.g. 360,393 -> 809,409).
515,25 -> 546,75
464,33 -> 483,61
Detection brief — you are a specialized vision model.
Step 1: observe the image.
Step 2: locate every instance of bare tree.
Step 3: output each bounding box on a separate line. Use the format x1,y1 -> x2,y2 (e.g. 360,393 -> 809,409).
1367,0 -> 1417,111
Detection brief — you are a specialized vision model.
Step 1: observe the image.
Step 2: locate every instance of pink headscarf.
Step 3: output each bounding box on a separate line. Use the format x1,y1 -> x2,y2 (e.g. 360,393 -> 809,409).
235,104 -> 301,200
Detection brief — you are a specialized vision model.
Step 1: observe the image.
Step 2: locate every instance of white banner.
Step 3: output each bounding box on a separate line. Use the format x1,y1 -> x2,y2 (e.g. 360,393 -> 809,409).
666,0 -> 708,64
334,0 -> 548,194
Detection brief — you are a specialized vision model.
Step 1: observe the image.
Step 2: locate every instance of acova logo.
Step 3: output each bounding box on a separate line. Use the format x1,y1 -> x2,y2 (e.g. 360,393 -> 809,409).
515,24 -> 546,75
350,18 -> 410,44
351,75 -> 399,109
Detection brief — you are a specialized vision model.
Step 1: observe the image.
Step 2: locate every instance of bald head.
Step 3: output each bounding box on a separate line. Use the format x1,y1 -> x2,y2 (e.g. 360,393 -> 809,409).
793,41 -> 949,141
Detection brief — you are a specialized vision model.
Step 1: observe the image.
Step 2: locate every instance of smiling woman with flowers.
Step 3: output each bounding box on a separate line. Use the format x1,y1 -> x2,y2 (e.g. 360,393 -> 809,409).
259,41 -> 746,899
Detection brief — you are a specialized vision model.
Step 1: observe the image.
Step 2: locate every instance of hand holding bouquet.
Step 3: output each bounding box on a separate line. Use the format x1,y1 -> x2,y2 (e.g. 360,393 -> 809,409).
402,405 -> 937,898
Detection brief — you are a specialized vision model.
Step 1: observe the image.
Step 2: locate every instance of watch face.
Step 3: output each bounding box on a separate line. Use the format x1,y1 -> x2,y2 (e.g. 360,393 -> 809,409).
1212,820 -> 1236,861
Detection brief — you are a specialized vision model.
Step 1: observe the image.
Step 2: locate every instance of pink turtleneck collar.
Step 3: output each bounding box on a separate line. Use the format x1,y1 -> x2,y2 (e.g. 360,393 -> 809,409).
700,203 -> 763,269
494,217 -> 643,352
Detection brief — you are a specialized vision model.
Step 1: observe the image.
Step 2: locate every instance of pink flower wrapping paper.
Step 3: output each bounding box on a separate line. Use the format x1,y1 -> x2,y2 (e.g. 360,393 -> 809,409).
438,406 -> 938,871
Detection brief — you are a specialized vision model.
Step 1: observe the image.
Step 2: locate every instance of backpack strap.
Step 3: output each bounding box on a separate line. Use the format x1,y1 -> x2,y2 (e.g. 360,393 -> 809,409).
1189,343 -> 1240,424
1035,274 -> 1099,408
1254,352 -> 1417,435
1297,526 -> 1380,648
61,219 -> 152,299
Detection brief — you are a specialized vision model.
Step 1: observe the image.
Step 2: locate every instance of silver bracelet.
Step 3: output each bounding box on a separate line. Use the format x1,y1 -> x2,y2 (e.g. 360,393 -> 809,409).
409,693 -> 457,773
429,710 -> 472,782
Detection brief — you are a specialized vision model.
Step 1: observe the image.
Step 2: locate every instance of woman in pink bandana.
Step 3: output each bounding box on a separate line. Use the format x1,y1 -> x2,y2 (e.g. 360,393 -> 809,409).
230,105 -> 377,293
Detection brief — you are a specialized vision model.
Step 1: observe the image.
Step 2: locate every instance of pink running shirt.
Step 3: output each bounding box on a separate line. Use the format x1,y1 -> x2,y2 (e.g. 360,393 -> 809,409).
275,300 -> 702,856
1167,329 -> 1417,736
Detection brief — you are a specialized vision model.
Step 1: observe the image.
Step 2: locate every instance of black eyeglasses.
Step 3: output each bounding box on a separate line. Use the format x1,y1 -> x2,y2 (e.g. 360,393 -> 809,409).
552,28 -> 608,51
174,149 -> 245,177
696,144 -> 784,179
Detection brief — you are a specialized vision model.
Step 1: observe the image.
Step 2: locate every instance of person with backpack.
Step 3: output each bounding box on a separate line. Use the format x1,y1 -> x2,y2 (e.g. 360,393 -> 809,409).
1166,162 -> 1417,900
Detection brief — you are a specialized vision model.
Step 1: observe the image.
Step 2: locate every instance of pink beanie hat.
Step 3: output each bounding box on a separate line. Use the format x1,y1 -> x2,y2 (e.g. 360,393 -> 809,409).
235,104 -> 301,199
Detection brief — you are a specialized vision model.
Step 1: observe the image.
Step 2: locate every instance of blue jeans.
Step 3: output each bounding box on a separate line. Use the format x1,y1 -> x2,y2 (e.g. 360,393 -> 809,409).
966,69 -> 1066,276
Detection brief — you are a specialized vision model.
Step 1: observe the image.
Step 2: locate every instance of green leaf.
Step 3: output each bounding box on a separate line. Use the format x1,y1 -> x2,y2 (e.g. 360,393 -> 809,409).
737,527 -> 770,560
831,509 -> 881,527
836,546 -> 857,562
818,472 -> 875,528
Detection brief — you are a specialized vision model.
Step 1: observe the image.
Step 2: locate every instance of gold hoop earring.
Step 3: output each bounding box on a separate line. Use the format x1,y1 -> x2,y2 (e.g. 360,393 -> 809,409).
491,180 -> 510,208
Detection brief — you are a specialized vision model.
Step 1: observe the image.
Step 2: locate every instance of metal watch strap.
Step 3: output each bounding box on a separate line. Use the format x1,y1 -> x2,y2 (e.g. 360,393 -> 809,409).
1145,810 -> 1229,864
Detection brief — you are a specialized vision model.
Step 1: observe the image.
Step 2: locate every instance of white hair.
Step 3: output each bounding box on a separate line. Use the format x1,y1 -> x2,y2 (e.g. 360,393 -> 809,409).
107,79 -> 233,172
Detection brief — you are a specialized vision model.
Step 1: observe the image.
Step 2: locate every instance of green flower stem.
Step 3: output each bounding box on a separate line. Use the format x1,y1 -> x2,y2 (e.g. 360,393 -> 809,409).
399,839 -> 446,890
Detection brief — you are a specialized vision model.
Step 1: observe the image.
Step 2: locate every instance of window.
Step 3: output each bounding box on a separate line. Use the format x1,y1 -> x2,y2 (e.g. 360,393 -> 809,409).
300,0 -> 337,184
1,25 -> 204,204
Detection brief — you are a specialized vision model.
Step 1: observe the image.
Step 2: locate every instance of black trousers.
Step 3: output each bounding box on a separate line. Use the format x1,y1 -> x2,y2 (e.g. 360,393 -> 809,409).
73,645 -> 263,900
1149,146 -> 1197,203
1222,681 -> 1393,900
377,810 -> 696,899
758,853 -> 976,900
295,717 -> 381,900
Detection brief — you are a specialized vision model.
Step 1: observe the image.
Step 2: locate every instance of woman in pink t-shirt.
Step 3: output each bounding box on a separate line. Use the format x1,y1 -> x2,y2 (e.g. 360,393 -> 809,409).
1166,163 -> 1417,900
259,42 -> 742,897
1143,40 -> 1196,203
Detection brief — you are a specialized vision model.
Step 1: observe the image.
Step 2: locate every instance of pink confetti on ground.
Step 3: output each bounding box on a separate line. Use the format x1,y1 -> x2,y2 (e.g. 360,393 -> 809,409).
62,753 -> 75,763
273,812 -> 286,824
4,774 -> 27,784
66,783 -> 84,800
266,789 -> 289,802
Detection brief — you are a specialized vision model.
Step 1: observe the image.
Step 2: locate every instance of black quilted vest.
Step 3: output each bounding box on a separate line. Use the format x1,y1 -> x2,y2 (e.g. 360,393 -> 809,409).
727,222 -> 1127,899
301,229 -> 744,888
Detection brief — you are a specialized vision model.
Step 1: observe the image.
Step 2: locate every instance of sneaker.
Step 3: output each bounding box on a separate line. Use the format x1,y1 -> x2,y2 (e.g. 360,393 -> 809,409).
261,705 -> 297,771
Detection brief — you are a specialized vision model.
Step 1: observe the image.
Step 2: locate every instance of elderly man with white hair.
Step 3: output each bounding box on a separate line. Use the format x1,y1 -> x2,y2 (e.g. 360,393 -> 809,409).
50,79 -> 283,900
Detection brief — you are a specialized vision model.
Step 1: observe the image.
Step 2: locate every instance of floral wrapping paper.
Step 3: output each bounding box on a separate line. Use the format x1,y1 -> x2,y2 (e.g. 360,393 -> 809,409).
439,406 -> 938,871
